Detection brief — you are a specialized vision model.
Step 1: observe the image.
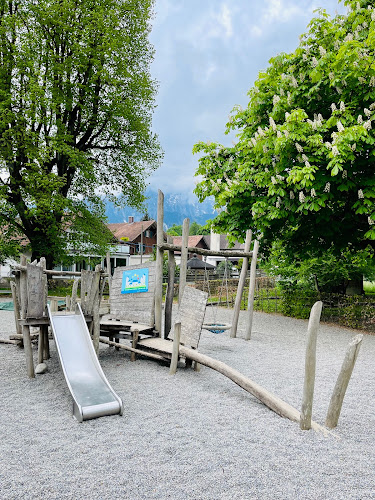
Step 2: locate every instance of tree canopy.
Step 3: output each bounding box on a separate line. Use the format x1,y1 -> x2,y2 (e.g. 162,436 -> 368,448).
0,0 -> 162,267
193,0 -> 375,263
166,221 -> 210,236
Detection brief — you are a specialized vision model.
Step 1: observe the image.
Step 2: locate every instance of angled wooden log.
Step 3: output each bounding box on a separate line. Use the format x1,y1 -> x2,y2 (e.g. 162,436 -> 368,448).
300,301 -> 323,430
178,345 -> 329,434
231,229 -> 252,338
245,240 -> 259,341
325,334 -> 363,429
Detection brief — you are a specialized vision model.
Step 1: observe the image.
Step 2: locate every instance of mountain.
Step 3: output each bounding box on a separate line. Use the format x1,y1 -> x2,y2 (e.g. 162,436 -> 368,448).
105,189 -> 216,228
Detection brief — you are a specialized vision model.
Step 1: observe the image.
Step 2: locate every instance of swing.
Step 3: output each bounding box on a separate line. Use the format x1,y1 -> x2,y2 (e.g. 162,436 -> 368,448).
202,257 -> 232,334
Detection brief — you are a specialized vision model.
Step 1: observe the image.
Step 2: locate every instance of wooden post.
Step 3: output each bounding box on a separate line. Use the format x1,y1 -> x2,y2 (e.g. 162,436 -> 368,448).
155,189 -> 164,336
11,281 -> 22,337
179,218 -> 190,305
130,329 -> 139,362
231,230 -> 252,338
325,334 -> 363,429
245,240 -> 259,341
140,224 -> 143,264
169,322 -> 181,375
71,278 -> 79,312
92,265 -> 101,355
164,235 -> 175,338
300,301 -> 323,430
19,255 -> 35,378
38,325 -> 45,365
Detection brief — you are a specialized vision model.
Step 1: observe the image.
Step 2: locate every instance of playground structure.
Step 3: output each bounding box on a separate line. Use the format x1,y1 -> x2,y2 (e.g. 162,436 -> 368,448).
0,188 -> 363,430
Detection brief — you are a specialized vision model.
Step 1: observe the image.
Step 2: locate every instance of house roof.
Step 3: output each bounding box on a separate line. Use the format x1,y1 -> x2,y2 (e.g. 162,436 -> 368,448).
203,234 -> 245,251
172,235 -> 209,249
187,254 -> 216,269
107,220 -> 156,242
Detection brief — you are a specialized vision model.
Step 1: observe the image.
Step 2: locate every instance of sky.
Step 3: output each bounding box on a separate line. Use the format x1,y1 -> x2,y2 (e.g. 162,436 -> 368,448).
148,0 -> 347,200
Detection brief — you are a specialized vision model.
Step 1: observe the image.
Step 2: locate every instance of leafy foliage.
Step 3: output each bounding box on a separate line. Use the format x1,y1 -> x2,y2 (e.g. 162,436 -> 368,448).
166,221 -> 210,236
194,0 -> 375,265
0,0 -> 162,268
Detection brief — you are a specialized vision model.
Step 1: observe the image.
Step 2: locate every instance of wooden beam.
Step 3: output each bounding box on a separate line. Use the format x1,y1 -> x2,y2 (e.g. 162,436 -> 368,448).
99,337 -> 167,361
169,322 -> 181,375
164,235 -> 175,338
159,243 -> 253,259
155,189 -> 164,336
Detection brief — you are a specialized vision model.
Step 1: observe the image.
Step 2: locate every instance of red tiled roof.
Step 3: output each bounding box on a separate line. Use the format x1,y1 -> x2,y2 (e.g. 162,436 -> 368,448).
107,220 -> 156,242
172,235 -> 208,248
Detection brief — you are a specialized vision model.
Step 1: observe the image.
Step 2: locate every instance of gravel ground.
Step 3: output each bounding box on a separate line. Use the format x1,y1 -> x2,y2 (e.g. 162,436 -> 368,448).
1,303 -> 375,500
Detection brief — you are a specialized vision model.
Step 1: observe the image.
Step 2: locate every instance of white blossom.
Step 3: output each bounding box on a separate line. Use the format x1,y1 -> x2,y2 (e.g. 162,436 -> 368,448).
290,191 -> 295,200
352,143 -> 357,151
335,87 -> 343,95
344,33 -> 354,42
319,46 -> 326,57
284,130 -> 289,137
329,72 -> 335,81
363,21 -> 368,28
285,112 -> 290,120
305,161 -> 311,168
364,108 -> 371,117
363,120 -> 372,131
332,132 -> 338,143
302,154 -> 309,162
275,201 -> 280,209
372,10 -> 375,21
303,53 -> 308,61
370,77 -> 375,87
353,61 -> 359,67
369,217 -> 375,225
340,101 -> 346,112
271,175 -> 277,185
277,175 -> 284,181
342,170 -> 347,179
273,95 -> 280,106
263,145 -> 268,153
337,121 -> 344,132
299,192 -> 305,203
269,117 -> 277,130
277,130 -> 282,138
370,103 -> 375,110
299,73 -> 305,82
358,77 -> 366,84
291,76 -> 298,88
251,191 -> 255,197
325,142 -> 332,149
295,143 -> 303,153
311,57 -> 318,68
311,188 -> 316,197
332,145 -> 339,156
324,182 -> 330,193
251,138 -> 257,147
358,115 -> 363,124
358,189 -> 364,199
330,103 -> 337,112
257,126 -> 265,137
334,40 -> 340,51
356,1 -> 360,10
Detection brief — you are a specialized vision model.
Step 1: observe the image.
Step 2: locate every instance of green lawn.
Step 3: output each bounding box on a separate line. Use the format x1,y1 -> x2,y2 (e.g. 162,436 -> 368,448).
364,281 -> 375,296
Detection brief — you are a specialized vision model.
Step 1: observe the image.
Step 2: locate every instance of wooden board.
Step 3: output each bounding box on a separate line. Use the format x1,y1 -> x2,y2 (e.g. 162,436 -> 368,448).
26,264 -> 45,319
109,262 -> 156,326
168,286 -> 208,349
137,337 -> 174,355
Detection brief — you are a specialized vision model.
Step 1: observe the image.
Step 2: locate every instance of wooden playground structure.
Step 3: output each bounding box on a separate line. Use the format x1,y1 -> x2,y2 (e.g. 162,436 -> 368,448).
0,189 -> 363,431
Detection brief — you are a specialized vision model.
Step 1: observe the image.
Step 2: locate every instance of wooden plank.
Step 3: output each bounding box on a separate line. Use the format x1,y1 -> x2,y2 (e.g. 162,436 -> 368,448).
99,337 -> 167,361
11,281 -> 22,336
26,263 -> 45,318
137,337 -> 174,354
169,286 -> 208,349
164,235 -> 175,338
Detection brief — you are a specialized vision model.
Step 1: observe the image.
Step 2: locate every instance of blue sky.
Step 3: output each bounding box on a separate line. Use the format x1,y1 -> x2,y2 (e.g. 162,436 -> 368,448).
148,0 -> 347,199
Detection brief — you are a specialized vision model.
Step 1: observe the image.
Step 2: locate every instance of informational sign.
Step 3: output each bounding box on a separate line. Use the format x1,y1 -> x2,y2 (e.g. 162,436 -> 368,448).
121,268 -> 149,294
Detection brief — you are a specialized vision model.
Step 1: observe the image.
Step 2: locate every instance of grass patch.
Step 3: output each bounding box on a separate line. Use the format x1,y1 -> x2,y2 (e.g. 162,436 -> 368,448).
364,281 -> 375,296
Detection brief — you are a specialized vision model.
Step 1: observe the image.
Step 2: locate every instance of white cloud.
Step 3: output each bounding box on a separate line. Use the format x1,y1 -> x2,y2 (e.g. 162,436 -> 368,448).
263,0 -> 303,23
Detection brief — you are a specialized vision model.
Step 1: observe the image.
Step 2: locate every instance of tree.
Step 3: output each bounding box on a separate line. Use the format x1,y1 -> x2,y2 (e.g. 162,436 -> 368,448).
0,0 -> 162,268
193,0 -> 375,266
166,222 -> 210,236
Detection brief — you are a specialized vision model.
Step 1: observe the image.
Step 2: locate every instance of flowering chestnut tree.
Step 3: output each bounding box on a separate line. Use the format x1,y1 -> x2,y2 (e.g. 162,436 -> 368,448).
194,0 -> 375,262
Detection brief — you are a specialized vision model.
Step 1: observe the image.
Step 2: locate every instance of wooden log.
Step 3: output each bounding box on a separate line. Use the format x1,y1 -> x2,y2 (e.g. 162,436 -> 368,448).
38,326 -> 44,365
92,265 -> 101,355
71,279 -> 79,312
42,324 -> 50,360
179,218 -> 190,305
164,235 -> 175,338
245,240 -> 259,341
12,265 -> 108,277
99,337 -> 167,361
0,338 -> 21,345
10,333 -> 39,341
22,324 -> 35,378
325,334 -> 363,429
169,322 -> 181,375
155,189 -> 164,336
178,345 -> 329,434
106,252 -> 112,297
300,301 -> 323,430
159,243 -> 253,259
11,281 -> 22,337
231,229 -> 252,338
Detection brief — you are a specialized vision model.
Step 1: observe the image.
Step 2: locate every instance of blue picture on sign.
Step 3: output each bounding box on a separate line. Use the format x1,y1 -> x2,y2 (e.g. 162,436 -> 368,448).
121,268 -> 149,294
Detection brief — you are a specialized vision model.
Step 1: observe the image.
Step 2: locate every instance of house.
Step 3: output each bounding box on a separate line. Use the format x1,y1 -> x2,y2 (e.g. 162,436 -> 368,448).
203,232 -> 245,268
172,235 -> 210,265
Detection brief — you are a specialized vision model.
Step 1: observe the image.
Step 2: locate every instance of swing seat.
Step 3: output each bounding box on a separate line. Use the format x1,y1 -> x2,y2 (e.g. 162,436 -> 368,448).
202,322 -> 232,334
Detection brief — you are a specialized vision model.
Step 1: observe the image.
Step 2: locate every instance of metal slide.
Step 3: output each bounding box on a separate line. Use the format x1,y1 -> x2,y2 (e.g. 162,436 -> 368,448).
48,304 -> 123,422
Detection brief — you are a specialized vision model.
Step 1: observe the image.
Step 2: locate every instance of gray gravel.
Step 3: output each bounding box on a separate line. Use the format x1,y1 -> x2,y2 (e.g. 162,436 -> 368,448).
1,304 -> 375,500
